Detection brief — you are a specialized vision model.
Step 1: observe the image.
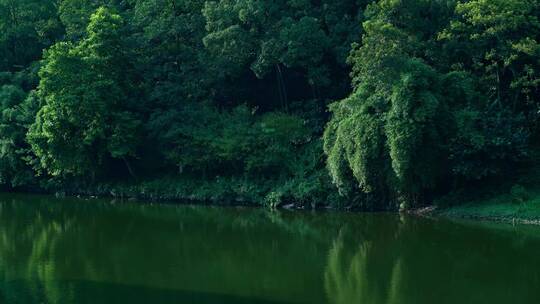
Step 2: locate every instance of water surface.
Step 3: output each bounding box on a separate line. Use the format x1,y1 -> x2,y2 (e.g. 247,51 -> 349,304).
0,193 -> 539,304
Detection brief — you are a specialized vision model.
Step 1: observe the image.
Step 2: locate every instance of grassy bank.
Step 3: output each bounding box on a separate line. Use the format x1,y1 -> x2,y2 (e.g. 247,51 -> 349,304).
432,148 -> 540,224
435,193 -> 540,224
436,187 -> 540,225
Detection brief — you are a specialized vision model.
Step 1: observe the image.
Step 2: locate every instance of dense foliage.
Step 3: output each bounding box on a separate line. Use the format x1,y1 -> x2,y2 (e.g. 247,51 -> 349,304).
0,0 -> 538,210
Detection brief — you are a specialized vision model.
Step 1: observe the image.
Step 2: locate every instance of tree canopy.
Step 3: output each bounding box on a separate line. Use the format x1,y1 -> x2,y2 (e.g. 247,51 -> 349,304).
0,0 -> 538,209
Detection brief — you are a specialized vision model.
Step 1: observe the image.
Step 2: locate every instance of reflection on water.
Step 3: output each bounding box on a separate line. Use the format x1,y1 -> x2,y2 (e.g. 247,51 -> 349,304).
0,194 -> 539,304
323,216 -> 540,304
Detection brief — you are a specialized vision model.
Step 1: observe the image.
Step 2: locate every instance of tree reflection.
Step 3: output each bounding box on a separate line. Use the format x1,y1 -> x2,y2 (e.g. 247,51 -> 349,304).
0,195 -> 334,303
324,216 -> 405,304
2,194 -> 540,304
323,215 -> 540,304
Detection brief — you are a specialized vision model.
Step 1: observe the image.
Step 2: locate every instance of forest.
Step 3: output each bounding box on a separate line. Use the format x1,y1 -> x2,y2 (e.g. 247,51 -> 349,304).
0,0 -> 539,210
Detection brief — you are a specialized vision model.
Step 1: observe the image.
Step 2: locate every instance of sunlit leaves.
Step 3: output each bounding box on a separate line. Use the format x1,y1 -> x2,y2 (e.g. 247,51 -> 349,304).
28,8 -> 141,177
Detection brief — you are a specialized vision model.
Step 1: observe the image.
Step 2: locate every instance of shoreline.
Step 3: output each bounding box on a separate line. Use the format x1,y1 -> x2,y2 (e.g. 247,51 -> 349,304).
410,206 -> 540,226
4,190 -> 540,226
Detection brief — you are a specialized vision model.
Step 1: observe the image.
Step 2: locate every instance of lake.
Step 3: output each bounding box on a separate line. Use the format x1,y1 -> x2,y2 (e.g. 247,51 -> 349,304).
0,193 -> 539,304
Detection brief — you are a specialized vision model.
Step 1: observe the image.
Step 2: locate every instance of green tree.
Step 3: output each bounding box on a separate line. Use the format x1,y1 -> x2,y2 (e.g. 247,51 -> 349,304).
28,7 -> 141,178
0,72 -> 40,187
440,0 -> 540,111
323,0 -> 456,208
202,0 -> 368,105
0,0 -> 63,71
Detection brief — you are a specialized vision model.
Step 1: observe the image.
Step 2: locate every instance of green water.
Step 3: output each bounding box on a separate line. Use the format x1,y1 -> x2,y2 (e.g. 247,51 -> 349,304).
0,194 -> 539,304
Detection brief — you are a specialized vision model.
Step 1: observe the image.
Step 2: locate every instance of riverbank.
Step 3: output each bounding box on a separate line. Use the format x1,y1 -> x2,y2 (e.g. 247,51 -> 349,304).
20,175 -> 348,210
6,187 -> 540,227
432,189 -> 540,225
437,204 -> 540,225
8,176 -> 540,225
